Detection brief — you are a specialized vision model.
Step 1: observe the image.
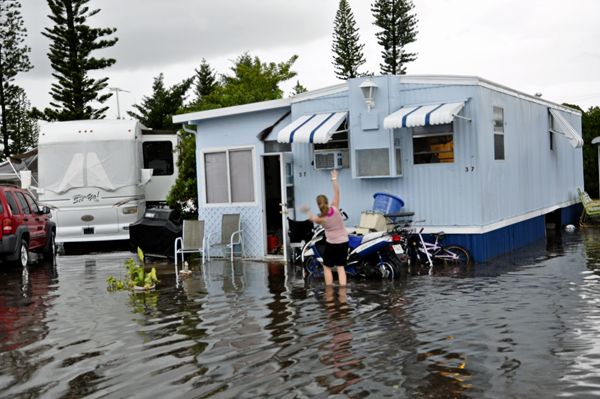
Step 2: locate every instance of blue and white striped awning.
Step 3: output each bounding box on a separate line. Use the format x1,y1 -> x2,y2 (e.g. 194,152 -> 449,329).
549,108 -> 583,149
383,102 -> 466,129
277,112 -> 347,144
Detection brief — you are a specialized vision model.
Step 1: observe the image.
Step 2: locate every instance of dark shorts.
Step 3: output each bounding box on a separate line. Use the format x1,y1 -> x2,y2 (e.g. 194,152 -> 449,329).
323,241 -> 349,267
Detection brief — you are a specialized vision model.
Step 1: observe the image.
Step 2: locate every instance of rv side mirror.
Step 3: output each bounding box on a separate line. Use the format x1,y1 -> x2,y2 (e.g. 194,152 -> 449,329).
43,206 -> 51,215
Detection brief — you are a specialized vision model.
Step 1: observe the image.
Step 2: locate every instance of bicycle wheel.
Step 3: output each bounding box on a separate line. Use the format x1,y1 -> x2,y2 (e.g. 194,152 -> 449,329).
443,245 -> 471,264
304,256 -> 324,274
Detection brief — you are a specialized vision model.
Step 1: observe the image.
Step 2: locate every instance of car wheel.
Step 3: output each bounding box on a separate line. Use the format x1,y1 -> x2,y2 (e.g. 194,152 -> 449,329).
43,230 -> 56,261
17,239 -> 29,267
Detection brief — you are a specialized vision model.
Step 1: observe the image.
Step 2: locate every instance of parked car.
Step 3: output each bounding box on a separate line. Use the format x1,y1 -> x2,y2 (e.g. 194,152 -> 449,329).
0,185 -> 56,266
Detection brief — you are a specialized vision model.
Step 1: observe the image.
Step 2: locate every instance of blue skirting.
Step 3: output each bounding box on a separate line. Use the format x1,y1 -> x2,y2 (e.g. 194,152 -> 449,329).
437,203 -> 580,263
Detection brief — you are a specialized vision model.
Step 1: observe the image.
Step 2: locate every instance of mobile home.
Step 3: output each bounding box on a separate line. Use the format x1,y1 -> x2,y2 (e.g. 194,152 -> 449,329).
173,75 -> 583,262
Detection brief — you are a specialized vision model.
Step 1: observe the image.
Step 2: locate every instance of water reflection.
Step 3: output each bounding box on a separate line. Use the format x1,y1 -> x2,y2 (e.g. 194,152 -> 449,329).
0,261 -> 56,392
3,231 -> 600,397
317,285 -> 362,395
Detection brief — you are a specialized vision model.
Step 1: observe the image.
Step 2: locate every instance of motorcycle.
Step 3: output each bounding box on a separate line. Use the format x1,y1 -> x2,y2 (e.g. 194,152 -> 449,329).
301,212 -> 413,279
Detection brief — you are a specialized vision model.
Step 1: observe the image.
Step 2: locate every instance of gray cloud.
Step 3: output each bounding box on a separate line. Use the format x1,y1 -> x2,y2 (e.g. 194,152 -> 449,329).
17,0 -> 600,116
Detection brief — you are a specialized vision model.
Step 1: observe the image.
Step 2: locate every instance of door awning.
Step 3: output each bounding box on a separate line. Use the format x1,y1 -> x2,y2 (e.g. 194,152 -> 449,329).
277,112 -> 347,144
383,101 -> 466,129
549,108 -> 583,149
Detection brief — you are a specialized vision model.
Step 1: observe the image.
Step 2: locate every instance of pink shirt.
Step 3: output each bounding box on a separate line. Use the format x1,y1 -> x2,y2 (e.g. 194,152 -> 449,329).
324,206 -> 349,244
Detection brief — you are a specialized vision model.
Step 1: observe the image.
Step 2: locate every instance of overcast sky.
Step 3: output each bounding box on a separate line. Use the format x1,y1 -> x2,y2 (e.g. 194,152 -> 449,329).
18,0 -> 600,121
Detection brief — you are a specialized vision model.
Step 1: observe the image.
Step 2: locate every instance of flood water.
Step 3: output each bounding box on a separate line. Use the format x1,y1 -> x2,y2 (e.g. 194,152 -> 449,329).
2,229 -> 600,398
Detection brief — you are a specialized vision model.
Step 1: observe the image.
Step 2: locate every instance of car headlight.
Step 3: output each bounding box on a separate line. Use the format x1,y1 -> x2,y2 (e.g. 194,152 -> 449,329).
122,206 -> 138,215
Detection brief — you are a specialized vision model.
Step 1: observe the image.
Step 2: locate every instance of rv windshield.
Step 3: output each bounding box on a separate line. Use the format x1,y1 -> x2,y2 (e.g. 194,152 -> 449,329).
39,141 -> 139,194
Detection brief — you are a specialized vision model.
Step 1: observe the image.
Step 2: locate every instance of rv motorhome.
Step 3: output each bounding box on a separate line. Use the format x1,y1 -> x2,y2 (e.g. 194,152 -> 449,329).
37,120 -> 179,243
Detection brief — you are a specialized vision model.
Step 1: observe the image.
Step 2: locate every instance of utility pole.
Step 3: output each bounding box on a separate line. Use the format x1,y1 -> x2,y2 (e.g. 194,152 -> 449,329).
108,87 -> 130,119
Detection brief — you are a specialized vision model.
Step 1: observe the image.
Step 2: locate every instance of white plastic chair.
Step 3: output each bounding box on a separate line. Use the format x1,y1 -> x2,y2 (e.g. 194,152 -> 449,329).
174,220 -> 206,266
207,214 -> 244,261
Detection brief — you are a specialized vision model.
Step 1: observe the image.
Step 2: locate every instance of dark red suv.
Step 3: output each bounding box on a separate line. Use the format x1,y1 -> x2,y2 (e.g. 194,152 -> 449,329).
0,186 -> 56,266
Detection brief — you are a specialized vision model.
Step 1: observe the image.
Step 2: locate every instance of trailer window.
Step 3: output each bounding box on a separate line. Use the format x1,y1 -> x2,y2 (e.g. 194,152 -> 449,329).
413,123 -> 454,164
494,106 -> 505,160
203,147 -> 256,205
143,141 -> 174,176
38,141 -> 138,194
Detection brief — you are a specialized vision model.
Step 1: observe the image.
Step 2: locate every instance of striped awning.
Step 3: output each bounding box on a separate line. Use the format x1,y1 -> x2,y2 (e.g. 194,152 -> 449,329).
549,108 -> 583,149
277,112 -> 347,144
383,102 -> 466,129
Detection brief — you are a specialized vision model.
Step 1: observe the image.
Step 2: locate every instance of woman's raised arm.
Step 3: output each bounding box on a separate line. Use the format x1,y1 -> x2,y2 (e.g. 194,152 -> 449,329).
331,169 -> 340,209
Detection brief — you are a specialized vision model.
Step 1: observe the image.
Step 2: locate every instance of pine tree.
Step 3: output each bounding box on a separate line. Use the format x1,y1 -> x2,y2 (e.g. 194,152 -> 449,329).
0,0 -> 32,159
332,0 -> 367,80
32,0 -> 118,121
7,87 -> 38,156
291,80 -> 308,96
127,73 -> 193,131
194,58 -> 217,101
371,0 -> 418,75
171,53 -> 299,217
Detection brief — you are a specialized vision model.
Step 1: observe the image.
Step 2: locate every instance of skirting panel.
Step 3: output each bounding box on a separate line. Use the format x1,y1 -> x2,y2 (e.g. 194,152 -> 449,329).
198,206 -> 264,258
441,204 -> 580,262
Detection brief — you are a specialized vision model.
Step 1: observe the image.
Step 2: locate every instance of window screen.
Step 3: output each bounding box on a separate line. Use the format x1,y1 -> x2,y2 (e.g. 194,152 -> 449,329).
229,150 -> 255,203
394,133 -> 402,175
413,123 -> 454,164
264,141 -> 291,153
314,132 -> 349,151
356,149 -> 390,177
143,141 -> 174,176
493,107 -> 505,160
204,148 -> 255,205
204,152 -> 228,204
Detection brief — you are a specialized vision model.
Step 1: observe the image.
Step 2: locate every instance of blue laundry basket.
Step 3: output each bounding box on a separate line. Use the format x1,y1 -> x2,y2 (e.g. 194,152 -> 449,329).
372,193 -> 404,216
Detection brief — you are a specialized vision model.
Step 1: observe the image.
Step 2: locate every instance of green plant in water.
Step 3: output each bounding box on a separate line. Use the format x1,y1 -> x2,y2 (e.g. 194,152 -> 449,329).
107,248 -> 160,292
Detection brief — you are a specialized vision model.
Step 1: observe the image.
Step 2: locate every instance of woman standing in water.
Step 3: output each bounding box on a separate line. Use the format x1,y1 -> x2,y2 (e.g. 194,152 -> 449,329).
301,169 -> 349,286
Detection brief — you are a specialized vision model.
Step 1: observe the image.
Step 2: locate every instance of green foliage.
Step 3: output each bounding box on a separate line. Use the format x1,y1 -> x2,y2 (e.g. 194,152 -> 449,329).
291,80 -> 308,96
332,0 -> 367,80
5,87 -> 39,157
371,0 -> 419,75
0,0 -> 33,159
194,58 -> 217,101
169,53 -> 298,212
166,129 -> 197,218
31,0 -> 118,121
566,103 -> 600,198
127,73 -> 192,131
128,291 -> 159,315
107,258 -> 160,292
187,53 -> 298,112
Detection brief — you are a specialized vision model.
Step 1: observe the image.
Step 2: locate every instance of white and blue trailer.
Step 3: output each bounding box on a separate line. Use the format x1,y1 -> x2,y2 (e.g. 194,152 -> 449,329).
173,74 -> 583,262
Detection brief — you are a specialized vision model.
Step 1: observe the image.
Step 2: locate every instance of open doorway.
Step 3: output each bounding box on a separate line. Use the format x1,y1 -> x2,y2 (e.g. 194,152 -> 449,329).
263,155 -> 283,255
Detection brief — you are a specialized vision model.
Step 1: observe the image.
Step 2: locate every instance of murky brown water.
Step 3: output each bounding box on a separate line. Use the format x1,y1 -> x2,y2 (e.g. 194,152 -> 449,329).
1,228 -> 600,398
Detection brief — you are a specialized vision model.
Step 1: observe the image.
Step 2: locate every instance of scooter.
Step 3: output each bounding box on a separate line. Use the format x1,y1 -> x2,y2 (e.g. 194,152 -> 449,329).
301,212 -> 413,279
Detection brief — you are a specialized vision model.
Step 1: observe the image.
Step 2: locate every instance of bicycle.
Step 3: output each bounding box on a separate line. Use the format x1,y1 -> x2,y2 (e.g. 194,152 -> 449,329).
392,219 -> 471,269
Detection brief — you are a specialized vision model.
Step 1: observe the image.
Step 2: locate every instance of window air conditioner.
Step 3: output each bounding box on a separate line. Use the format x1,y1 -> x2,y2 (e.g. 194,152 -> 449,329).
314,151 -> 344,170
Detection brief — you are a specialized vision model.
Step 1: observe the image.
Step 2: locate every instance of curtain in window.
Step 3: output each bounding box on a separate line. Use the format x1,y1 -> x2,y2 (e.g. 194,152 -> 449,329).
229,150 -> 254,203
204,152 -> 228,203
